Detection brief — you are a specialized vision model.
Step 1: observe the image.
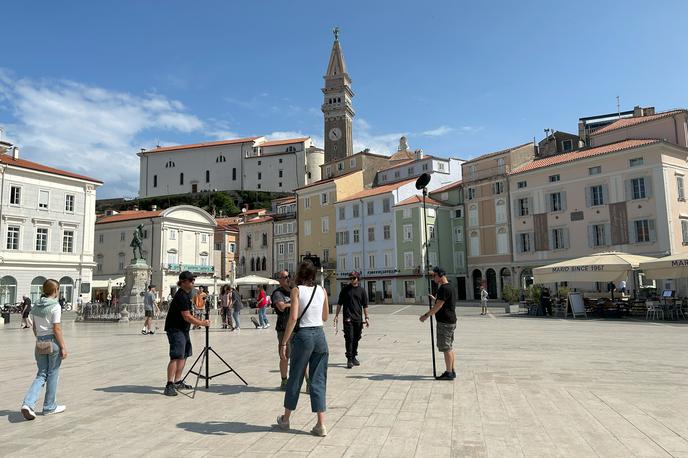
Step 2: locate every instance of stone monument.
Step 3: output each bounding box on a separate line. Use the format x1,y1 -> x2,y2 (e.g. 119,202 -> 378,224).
119,225 -> 150,323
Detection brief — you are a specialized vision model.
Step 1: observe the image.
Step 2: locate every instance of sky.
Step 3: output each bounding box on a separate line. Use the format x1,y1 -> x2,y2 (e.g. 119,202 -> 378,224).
1,0 -> 688,198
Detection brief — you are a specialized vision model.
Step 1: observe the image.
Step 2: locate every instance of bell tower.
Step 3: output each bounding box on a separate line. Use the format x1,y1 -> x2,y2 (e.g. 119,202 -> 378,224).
322,27 -> 354,163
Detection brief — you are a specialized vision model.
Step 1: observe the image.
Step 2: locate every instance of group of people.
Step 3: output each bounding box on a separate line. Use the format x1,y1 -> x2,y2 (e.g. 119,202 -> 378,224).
219,284 -> 243,331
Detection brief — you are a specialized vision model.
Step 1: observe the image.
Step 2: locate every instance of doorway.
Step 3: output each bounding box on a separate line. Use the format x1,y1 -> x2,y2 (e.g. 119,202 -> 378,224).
472,269 -> 482,300
457,277 -> 467,300
486,268 -> 497,299
367,281 -> 377,303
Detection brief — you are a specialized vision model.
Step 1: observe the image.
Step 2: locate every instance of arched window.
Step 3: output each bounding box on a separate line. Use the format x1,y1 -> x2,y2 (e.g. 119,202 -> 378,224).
0,276 -> 17,305
469,231 -> 480,257
153,175 -> 158,187
205,170 -> 210,183
495,199 -> 507,224
216,155 -> 226,163
59,277 -> 74,303
179,173 -> 184,185
286,146 -> 296,153
337,97 -> 341,103
165,161 -> 175,168
496,227 -> 509,254
468,205 -> 479,227
250,258 -> 255,271
240,256 -> 245,266
261,256 -> 267,271
30,276 -> 47,302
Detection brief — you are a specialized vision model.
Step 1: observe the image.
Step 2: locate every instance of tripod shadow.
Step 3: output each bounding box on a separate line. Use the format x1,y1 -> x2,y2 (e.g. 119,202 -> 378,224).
177,420 -> 310,436
203,384 -> 282,396
346,374 -> 434,381
94,385 -> 164,395
0,409 -> 26,423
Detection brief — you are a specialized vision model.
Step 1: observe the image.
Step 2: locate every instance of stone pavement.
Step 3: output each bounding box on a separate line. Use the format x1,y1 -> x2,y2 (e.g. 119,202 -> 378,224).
1,305 -> 688,457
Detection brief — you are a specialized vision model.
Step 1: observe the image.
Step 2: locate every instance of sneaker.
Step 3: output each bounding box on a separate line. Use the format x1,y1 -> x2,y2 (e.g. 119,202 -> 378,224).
21,405 -> 36,421
43,405 -> 66,415
147,330 -> 155,335
164,383 -> 178,396
310,423 -> 327,437
347,359 -> 353,369
141,329 -> 147,335
265,323 -> 270,329
452,370 -> 457,378
280,378 -> 288,390
276,415 -> 289,430
435,371 -> 455,381
352,357 -> 360,366
174,380 -> 193,390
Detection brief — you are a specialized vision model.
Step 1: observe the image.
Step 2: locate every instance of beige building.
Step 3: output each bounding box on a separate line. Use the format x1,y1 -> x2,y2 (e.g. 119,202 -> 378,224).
510,139 -> 688,294
237,216 -> 273,277
462,142 -> 535,299
213,218 -> 238,281
586,107 -> 688,148
272,196 -> 298,275
320,150 -> 391,187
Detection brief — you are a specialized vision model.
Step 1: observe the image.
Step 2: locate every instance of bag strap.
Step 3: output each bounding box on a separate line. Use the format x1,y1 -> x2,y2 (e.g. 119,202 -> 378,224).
297,286 -> 318,325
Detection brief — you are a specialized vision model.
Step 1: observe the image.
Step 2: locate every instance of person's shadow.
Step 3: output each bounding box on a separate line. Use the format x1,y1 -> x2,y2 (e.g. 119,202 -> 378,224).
94,385 -> 163,395
177,421 -> 310,435
0,409 -> 27,423
346,374 -> 434,381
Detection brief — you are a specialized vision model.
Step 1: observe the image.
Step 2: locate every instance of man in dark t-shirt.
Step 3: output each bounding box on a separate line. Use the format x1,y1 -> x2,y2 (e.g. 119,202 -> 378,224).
334,271 -> 369,369
163,271 -> 210,396
420,266 -> 457,381
272,270 -> 292,390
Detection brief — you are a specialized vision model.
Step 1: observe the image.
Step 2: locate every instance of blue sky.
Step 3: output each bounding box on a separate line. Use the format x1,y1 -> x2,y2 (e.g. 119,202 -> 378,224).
1,0 -> 687,197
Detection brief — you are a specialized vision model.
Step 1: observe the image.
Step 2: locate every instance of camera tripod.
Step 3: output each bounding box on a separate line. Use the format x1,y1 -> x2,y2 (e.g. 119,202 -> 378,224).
182,306 -> 247,397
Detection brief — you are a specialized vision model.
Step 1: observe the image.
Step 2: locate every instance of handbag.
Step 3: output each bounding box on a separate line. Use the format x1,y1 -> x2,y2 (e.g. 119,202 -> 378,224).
35,340 -> 53,355
293,285 -> 318,334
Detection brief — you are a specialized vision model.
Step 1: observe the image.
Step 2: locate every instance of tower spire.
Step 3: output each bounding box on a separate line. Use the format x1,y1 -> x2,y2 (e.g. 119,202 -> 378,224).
326,27 -> 347,77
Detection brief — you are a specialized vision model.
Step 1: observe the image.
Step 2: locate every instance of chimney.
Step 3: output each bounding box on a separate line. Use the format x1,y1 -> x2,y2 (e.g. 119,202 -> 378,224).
151,204 -> 158,211
644,106 -> 655,116
12,146 -> 19,160
414,149 -> 423,160
633,106 -> 644,117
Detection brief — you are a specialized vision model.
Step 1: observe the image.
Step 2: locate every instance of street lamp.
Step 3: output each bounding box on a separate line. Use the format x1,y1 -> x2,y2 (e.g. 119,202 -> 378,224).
415,172 -> 436,378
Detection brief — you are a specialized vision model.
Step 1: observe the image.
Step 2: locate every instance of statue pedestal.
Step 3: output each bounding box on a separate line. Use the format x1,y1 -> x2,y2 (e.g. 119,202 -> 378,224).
119,260 -> 149,323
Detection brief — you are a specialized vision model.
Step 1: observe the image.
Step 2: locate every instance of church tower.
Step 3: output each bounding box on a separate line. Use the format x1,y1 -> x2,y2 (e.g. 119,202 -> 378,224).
322,27 -> 354,163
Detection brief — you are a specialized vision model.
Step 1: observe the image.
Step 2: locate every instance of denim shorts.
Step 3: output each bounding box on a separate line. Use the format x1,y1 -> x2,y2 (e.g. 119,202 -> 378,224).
436,321 -> 456,352
167,330 -> 192,360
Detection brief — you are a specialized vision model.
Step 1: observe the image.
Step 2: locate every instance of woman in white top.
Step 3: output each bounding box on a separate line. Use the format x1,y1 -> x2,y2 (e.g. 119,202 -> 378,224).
276,260 -> 329,437
21,279 -> 69,420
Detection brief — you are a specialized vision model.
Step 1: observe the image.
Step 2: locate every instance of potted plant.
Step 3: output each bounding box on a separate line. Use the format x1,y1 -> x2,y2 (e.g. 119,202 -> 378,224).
501,284 -> 521,313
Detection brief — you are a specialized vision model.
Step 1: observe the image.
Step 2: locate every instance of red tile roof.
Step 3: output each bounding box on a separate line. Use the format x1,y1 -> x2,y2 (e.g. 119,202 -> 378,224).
0,153 -> 103,183
258,137 -> 310,147
240,216 -> 273,225
242,209 -> 267,215
293,170 -> 361,191
96,210 -> 162,224
429,180 -> 462,194
140,137 -> 261,154
338,178 -> 416,203
274,196 -> 297,204
591,110 -> 686,136
395,195 -> 444,207
510,139 -> 660,175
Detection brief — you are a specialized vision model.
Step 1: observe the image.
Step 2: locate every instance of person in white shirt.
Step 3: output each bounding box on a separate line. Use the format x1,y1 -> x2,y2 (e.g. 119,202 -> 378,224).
618,279 -> 627,295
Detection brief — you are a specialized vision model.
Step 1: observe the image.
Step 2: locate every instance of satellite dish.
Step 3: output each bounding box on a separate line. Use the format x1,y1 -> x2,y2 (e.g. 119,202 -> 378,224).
415,173 -> 431,190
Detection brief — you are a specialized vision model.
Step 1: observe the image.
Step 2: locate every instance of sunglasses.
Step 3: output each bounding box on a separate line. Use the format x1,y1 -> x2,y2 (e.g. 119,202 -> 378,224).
279,276 -> 290,280
349,277 -> 359,280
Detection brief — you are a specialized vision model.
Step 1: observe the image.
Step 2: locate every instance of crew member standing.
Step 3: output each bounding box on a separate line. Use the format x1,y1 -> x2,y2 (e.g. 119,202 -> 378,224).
272,271 -> 292,390
142,285 -> 159,335
420,267 -> 457,381
334,271 -> 369,369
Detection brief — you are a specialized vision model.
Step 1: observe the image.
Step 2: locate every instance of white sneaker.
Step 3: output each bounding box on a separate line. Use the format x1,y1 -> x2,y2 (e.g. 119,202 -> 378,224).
265,323 -> 270,328
21,405 -> 36,421
43,405 -> 66,415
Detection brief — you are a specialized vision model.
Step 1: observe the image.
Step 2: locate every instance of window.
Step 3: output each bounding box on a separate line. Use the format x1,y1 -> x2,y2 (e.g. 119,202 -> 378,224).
496,228 -> 509,254
455,207 -> 463,218
517,198 -> 530,216
368,254 -> 375,269
678,176 -> 685,201
169,229 -> 177,240
286,146 -> 296,153
351,204 -> 360,218
278,243 -> 285,255
120,231 -> 126,241
562,140 -> 573,151
682,220 -> 688,245
589,224 -> 607,247
383,251 -> 392,268
201,233 -> 208,243
454,251 -> 465,269
179,173 -> 184,185
495,200 -> 507,224
353,255 -> 361,270
153,175 -> 158,187
589,166 -> 601,175
38,190 -> 49,209
368,226 -> 375,241
467,188 -> 476,200
407,167 -> 414,175
279,170 -> 283,178
304,220 -> 311,236
167,251 -> 178,265
288,242 -> 294,254
453,226 -> 464,242
216,154 -> 226,163
518,233 -> 532,253
96,255 -> 103,272
336,231 -> 350,245
367,201 -> 374,215
469,231 -> 480,256
257,172 -> 262,180
232,168 -> 237,180
262,232 -> 268,247
403,207 -> 411,218
630,157 -> 644,167
589,185 -> 605,206
631,177 -> 647,200
438,162 -> 445,171
6,226 -> 20,250
325,166 -> 331,178
428,252 -> 437,267
394,171 -> 400,178
402,251 -> 415,269
350,158 -> 356,168
403,224 -> 413,241
257,160 -> 262,166
322,250 -> 329,262
339,207 -> 345,220
429,225 -> 435,239
337,162 -> 344,171
496,158 -> 505,174
468,205 -> 478,226
62,230 -> 74,253
36,228 -> 48,251
422,163 -> 429,171
118,254 -> 125,271
383,225 -> 391,240
492,181 -> 504,195
405,281 -> 416,299
469,165 -> 476,179
229,243 -> 236,253
383,198 -> 391,213
353,228 -> 360,243
321,217 -> 330,234
338,255 -> 347,271
204,170 -> 210,183
165,160 -> 175,168
551,228 -> 567,250
633,219 -> 654,243
303,197 -> 311,209
10,186 -> 21,205
549,192 -> 563,212
246,234 -> 252,248
98,234 -> 104,243
320,192 -> 328,205
250,258 -> 255,271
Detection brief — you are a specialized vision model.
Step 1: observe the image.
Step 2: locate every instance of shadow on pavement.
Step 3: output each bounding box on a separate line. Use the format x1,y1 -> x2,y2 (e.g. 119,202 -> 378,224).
0,410 -> 27,423
177,420 -> 310,435
204,384 -> 282,395
346,374 -> 434,381
94,385 -> 164,395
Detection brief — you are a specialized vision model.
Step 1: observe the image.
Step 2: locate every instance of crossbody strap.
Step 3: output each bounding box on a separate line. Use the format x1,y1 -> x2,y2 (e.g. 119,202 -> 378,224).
297,286 -> 318,324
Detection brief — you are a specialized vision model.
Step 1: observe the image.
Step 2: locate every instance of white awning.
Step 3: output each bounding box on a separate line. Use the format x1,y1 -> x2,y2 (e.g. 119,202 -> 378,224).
533,252 -> 656,284
91,277 -> 125,288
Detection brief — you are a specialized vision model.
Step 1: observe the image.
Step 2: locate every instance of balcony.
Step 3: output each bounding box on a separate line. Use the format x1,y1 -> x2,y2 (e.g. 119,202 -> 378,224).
167,263 -> 214,274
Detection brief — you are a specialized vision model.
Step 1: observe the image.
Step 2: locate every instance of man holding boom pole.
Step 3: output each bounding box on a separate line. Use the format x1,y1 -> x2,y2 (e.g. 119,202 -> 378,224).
419,266 -> 456,381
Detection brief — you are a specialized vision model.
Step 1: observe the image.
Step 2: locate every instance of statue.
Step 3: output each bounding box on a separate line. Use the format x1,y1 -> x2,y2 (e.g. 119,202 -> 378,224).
130,224 -> 144,261
333,26 -> 340,41
398,136 -> 409,152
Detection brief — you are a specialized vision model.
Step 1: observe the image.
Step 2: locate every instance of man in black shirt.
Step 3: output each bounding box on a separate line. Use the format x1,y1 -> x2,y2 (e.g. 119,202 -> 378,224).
163,271 -> 210,396
420,267 -> 457,380
334,271 -> 369,369
272,270 -> 292,390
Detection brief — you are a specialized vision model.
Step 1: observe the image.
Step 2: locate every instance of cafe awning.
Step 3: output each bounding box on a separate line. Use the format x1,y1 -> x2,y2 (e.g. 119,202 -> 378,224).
533,252 -> 657,284
233,275 -> 279,286
638,253 -> 688,279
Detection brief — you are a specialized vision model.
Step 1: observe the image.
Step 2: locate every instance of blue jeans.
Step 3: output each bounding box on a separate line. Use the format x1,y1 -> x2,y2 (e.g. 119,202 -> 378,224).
22,335 -> 62,412
258,307 -> 269,327
284,327 -> 328,413
232,308 -> 241,329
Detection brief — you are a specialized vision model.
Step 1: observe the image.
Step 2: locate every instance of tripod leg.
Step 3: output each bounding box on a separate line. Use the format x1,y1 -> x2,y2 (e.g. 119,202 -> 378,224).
208,347 -> 249,386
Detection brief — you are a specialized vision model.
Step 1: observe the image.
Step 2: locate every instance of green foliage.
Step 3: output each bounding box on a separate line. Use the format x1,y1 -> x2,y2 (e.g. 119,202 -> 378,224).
501,284 -> 521,304
527,284 -> 543,303
557,286 -> 570,299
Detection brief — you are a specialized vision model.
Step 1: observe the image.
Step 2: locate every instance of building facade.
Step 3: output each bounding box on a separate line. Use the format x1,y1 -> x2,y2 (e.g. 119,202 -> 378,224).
237,216 -> 274,277
94,205 -> 216,299
273,197 -> 298,275
213,218 -> 238,281
322,30 -> 354,163
320,150 -> 391,187
0,145 -> 102,305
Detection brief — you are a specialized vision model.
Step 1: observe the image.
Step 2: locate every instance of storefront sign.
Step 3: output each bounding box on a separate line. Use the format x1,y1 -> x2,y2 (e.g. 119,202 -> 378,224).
671,259 -> 688,267
551,265 -> 605,273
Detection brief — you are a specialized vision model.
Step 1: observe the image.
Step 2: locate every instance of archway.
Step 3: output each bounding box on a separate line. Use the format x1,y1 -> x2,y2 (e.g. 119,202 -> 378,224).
30,276 -> 47,302
499,268 -> 512,299
59,277 -> 74,303
486,268 -> 497,299
0,276 -> 17,305
471,269 -> 482,300
520,268 -> 534,289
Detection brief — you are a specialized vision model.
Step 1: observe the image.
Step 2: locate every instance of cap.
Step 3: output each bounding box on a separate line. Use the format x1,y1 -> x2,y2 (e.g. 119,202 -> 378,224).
178,271 -> 196,282
349,271 -> 361,279
432,266 -> 446,277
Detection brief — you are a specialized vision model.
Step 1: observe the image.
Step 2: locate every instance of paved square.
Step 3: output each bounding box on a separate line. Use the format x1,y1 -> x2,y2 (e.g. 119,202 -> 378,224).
2,305 -> 688,457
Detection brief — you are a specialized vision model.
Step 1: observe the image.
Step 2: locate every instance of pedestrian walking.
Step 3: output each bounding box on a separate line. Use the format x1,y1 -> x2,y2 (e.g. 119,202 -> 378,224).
276,260 -> 329,437
256,286 -> 270,329
191,287 -> 207,330
142,285 -> 159,335
230,286 -> 243,332
420,267 -> 457,381
20,279 -> 68,420
220,285 -> 233,330
333,271 -> 369,369
20,295 -> 32,329
480,283 -> 489,316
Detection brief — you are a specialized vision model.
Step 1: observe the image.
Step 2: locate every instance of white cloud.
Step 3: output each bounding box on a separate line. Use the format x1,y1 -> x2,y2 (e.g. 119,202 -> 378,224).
352,118 -> 407,155
0,70 -> 203,197
420,125 -> 454,137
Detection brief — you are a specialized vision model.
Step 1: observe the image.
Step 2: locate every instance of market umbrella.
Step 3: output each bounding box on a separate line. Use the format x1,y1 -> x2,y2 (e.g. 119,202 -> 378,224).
533,251 -> 657,284
233,275 -> 279,286
638,253 -> 688,279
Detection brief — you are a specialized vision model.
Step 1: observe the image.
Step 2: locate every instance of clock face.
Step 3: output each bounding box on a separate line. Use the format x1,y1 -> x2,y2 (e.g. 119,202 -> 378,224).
328,127 -> 342,141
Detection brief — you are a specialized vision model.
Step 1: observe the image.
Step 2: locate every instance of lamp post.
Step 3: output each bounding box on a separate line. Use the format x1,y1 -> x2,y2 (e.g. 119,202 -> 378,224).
415,173 -> 436,378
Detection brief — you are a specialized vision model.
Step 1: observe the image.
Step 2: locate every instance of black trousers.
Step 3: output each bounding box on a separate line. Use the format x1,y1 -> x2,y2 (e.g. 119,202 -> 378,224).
343,319 -> 363,359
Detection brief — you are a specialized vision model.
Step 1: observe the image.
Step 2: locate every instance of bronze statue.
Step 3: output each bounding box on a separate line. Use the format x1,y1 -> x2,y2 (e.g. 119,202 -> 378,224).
130,224 -> 144,261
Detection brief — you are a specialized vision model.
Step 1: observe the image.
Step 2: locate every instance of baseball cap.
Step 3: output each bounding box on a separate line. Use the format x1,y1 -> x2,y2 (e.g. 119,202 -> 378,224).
349,271 -> 361,279
179,271 -> 196,282
432,266 -> 446,277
